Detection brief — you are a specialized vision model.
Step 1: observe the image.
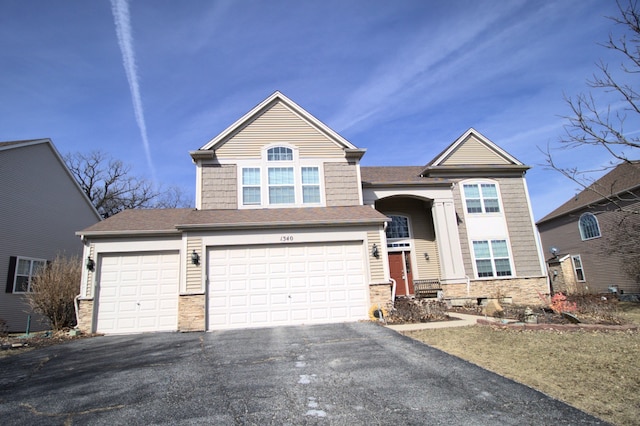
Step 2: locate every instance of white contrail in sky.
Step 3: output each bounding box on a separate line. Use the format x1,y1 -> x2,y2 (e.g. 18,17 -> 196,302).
110,0 -> 156,181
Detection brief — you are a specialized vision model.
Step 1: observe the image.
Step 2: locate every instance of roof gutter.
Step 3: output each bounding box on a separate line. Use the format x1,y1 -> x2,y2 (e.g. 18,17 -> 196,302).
175,218 -> 389,231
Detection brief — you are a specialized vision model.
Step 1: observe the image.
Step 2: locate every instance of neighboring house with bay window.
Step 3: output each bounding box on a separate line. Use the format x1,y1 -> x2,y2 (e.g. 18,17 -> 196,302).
0,139 -> 101,332
76,91 -> 548,335
537,161 -> 640,295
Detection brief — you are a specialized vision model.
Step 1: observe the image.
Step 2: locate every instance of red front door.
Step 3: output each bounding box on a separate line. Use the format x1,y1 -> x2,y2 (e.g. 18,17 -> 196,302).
389,251 -> 414,297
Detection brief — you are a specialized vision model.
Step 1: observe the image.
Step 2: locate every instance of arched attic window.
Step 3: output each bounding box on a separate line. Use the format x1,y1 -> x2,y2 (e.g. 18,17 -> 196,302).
578,213 -> 601,240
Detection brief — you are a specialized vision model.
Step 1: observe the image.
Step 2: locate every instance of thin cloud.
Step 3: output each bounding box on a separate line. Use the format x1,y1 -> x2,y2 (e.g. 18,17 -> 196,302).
110,0 -> 156,181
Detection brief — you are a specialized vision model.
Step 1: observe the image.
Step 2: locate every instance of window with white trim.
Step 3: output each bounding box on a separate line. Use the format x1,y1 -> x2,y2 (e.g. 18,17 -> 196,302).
463,182 -> 500,213
386,215 -> 410,239
301,167 -> 320,203
239,145 -> 323,207
571,255 -> 586,282
268,167 -> 295,204
472,239 -> 512,278
578,213 -> 601,240
242,168 -> 261,205
9,257 -> 46,293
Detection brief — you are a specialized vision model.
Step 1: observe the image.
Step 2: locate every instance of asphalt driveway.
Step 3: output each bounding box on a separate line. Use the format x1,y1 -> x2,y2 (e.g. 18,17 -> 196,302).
0,322 -> 606,425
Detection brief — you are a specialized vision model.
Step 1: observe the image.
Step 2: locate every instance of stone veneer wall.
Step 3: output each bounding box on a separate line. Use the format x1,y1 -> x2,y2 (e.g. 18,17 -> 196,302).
178,294 -> 206,331
443,277 -> 549,306
369,283 -> 392,307
77,299 -> 94,333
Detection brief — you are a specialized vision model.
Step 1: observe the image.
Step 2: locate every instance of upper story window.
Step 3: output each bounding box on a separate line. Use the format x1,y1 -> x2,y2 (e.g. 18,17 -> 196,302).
267,147 -> 293,161
8,256 -> 46,293
386,215 -> 410,239
472,239 -> 512,278
463,182 -> 500,214
240,145 -> 322,208
579,213 -> 601,240
242,168 -> 261,205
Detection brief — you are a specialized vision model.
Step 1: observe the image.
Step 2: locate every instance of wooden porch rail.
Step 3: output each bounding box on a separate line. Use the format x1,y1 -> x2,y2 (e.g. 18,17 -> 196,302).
413,279 -> 442,298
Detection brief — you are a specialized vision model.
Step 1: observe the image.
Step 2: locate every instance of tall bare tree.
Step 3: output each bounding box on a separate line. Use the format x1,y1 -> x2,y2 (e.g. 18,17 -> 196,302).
544,0 -> 640,215
64,150 -> 192,218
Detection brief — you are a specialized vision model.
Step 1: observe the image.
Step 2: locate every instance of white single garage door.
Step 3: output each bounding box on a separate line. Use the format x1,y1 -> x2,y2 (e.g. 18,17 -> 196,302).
208,242 -> 368,330
96,252 -> 179,334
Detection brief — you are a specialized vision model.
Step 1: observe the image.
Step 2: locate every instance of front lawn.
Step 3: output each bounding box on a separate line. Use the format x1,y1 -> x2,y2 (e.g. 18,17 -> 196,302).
406,302 -> 640,426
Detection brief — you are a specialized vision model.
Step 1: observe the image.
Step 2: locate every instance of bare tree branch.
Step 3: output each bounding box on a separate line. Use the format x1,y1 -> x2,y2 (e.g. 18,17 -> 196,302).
64,150 -> 192,218
544,0 -> 640,218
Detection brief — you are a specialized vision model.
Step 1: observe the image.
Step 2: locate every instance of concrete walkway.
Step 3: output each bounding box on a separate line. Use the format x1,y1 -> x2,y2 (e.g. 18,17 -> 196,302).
386,312 -> 485,331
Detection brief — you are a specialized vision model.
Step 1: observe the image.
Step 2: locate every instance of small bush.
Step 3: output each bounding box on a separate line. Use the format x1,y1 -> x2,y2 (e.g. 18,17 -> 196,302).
26,254 -> 81,331
385,298 -> 449,324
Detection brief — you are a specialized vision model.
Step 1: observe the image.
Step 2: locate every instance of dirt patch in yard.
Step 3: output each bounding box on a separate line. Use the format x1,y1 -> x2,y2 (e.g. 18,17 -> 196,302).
405,302 -> 640,426
0,330 -> 91,359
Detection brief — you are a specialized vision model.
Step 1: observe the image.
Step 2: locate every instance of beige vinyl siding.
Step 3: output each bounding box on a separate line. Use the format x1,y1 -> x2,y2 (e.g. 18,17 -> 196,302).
367,230 -> 385,282
186,238 -> 203,293
201,164 -> 237,209
324,162 -> 361,206
442,135 -> 511,166
0,142 -> 100,332
214,102 -> 346,159
375,198 -> 441,280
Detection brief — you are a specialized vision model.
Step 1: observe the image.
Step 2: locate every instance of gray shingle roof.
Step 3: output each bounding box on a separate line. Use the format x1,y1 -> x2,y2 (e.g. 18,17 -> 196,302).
361,166 -> 450,185
78,206 -> 389,236
537,160 -> 640,223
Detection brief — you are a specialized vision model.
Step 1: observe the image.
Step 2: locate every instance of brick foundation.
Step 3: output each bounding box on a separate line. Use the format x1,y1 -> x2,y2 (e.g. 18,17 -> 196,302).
443,277 -> 549,306
178,294 -> 206,331
369,283 -> 392,307
77,299 -> 94,333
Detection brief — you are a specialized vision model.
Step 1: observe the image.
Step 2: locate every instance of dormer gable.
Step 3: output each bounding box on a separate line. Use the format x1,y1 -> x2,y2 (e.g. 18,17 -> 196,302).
421,128 -> 529,177
192,91 -> 365,161
191,92 -> 365,210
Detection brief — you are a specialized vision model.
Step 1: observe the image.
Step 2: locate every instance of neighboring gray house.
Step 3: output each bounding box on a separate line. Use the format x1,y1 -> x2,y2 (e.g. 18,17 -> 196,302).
76,92 -> 547,335
1,139 -> 101,332
537,161 -> 640,295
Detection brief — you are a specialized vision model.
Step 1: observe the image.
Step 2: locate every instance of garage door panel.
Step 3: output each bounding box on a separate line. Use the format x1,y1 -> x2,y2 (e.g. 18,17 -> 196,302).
208,242 -> 368,330
96,252 -> 179,334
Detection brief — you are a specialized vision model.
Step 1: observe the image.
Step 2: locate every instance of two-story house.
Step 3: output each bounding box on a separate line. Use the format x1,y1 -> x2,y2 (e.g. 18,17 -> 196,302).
537,161 -> 640,295
1,139 -> 101,332
76,92 -> 547,334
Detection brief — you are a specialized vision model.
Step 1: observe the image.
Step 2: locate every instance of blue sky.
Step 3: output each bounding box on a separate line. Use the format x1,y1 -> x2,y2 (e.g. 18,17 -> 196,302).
0,0 -> 629,220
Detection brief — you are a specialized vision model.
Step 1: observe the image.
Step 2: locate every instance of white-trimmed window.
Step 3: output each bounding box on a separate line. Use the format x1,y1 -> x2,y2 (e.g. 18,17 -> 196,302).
386,215 -> 410,239
242,168 -> 261,205
386,215 -> 412,248
578,213 -> 601,240
301,167 -> 320,203
268,167 -> 295,204
571,255 -> 586,282
472,239 -> 512,278
463,182 -> 500,213
239,145 -> 323,207
7,256 -> 46,293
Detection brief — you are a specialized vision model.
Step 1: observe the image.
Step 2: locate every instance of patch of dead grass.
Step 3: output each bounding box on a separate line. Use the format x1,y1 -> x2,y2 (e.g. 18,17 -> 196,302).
406,303 -> 640,426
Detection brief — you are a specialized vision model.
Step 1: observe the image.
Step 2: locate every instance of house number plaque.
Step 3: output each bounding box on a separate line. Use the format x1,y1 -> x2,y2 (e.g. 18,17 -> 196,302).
280,235 -> 294,242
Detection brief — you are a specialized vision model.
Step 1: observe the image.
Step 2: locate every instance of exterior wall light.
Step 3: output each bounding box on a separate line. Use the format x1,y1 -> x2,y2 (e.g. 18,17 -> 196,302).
191,250 -> 200,265
424,252 -> 430,261
371,243 -> 379,258
86,256 -> 95,272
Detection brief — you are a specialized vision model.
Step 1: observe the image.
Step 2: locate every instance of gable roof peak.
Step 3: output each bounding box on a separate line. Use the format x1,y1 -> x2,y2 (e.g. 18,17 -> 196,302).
198,91 -> 358,153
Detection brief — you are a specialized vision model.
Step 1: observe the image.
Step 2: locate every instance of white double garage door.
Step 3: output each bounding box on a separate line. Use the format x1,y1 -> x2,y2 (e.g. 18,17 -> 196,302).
96,241 -> 369,333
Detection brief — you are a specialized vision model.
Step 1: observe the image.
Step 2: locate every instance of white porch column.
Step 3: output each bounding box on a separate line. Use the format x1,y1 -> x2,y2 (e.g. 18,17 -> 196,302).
432,200 -> 467,284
